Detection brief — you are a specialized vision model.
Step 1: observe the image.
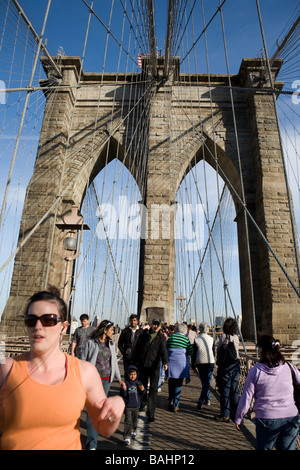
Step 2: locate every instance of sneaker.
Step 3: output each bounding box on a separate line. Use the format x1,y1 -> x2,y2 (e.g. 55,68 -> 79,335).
204,399 -> 211,406
123,438 -> 131,446
214,416 -> 230,423
196,403 -> 202,410
131,432 -> 136,439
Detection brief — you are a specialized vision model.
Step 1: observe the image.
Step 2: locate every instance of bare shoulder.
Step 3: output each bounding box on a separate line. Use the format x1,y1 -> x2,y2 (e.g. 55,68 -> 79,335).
78,358 -> 101,391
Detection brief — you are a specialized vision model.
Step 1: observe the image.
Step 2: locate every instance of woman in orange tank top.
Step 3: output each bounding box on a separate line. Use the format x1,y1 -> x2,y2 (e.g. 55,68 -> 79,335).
0,288 -> 125,450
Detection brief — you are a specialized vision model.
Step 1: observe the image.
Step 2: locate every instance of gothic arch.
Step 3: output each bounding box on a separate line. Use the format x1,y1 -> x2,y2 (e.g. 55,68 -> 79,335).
175,133 -> 243,212
170,121 -> 277,339
1,56 -> 299,341
61,132 -> 142,210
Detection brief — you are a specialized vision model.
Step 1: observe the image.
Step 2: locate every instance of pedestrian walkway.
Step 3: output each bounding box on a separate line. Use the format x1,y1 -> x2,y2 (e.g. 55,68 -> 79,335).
79,369 -> 256,451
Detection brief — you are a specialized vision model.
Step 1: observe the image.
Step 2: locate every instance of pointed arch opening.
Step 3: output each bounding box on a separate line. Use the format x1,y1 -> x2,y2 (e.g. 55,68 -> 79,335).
175,137 -> 242,326
70,154 -> 142,329
174,157 -> 242,330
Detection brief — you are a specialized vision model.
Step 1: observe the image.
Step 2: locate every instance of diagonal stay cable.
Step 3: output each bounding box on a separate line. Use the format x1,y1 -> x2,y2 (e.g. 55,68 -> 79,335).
181,104 -> 300,299
81,0 -> 152,77
179,0 -> 228,65
0,0 -> 52,233
256,0 -> 300,290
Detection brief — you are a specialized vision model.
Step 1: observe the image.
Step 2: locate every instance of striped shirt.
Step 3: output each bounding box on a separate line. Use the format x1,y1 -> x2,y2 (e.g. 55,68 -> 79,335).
166,333 -> 193,355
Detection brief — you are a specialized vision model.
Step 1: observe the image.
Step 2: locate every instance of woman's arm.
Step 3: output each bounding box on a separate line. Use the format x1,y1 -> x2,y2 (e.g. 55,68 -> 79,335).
235,366 -> 257,428
0,357 -> 13,390
191,342 -> 197,370
216,334 -> 225,353
109,341 -> 126,389
79,359 -> 125,438
80,340 -> 89,361
186,338 -> 194,356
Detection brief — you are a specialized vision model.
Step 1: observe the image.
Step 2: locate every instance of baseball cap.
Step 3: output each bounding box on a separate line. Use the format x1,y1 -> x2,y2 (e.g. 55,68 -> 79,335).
152,319 -> 161,325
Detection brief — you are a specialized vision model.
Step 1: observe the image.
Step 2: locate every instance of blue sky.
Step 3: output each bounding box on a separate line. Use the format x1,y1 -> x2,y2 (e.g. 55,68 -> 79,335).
20,0 -> 299,76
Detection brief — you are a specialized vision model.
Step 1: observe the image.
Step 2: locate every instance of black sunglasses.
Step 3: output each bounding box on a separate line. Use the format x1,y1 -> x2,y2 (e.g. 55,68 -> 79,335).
24,314 -> 64,327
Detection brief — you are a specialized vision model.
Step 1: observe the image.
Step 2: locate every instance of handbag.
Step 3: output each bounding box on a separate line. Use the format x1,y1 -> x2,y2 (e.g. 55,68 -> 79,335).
287,362 -> 300,413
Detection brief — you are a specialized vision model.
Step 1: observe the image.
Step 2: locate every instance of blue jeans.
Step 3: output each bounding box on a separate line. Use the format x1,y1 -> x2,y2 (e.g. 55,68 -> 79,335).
218,361 -> 240,420
158,362 -> 165,388
255,416 -> 300,450
196,364 -> 214,404
86,379 -> 110,450
168,378 -> 184,409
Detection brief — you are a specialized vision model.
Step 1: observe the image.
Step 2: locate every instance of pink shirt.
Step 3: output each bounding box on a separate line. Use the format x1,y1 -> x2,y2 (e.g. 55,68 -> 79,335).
235,362 -> 300,424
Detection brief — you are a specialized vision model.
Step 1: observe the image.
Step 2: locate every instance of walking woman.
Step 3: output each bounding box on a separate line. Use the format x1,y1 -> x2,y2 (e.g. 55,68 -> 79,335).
215,317 -> 240,422
235,335 -> 300,450
192,322 -> 215,410
166,323 -> 193,412
0,289 -> 124,450
81,319 -> 126,449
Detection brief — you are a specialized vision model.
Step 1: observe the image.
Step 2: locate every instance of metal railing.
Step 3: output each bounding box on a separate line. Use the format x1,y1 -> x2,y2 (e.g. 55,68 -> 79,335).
1,333 -> 120,357
238,352 -> 259,394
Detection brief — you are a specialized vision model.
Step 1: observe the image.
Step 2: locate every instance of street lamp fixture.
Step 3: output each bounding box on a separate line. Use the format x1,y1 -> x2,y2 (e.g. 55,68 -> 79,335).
56,205 -> 89,301
176,293 -> 186,322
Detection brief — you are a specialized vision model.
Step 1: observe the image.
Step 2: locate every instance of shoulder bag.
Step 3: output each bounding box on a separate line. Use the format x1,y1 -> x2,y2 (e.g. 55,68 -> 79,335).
287,362 -> 300,413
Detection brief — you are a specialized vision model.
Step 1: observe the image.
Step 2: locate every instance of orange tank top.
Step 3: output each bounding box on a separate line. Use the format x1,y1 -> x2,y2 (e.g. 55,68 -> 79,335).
0,354 -> 86,450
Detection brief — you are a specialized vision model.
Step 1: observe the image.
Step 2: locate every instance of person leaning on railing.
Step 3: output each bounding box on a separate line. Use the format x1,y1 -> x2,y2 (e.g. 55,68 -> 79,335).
235,335 -> 300,450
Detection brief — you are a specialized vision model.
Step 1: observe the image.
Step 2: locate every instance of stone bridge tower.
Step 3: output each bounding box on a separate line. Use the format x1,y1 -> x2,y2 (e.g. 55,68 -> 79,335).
1,55 -> 299,343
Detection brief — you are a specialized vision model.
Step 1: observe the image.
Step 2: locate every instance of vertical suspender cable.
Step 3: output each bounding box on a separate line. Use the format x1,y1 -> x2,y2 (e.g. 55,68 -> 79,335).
44,0 -> 95,289
218,0 -> 257,350
256,0 -> 300,290
0,0 -> 52,232
201,0 -> 228,318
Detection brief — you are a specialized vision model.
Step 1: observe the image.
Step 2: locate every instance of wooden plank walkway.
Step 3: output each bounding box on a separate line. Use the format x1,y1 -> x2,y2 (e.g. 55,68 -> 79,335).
79,369 -> 256,452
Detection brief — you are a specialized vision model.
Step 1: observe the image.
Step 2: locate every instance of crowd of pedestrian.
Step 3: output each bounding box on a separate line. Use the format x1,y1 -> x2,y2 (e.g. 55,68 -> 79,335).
0,287 -> 299,451
69,307 -> 300,450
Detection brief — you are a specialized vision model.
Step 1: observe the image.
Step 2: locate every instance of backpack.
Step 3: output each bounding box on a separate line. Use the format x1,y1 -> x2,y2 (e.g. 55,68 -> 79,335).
216,335 -> 238,367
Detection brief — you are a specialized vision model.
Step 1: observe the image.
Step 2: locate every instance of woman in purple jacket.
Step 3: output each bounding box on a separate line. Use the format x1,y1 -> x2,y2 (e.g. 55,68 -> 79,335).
235,335 -> 300,450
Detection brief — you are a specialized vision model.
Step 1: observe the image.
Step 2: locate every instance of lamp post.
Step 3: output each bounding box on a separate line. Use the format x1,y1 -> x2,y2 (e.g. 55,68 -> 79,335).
176,293 -> 186,322
56,205 -> 89,302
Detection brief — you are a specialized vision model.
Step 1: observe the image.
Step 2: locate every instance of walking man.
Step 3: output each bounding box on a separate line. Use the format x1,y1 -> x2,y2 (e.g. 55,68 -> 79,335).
118,314 -> 143,372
